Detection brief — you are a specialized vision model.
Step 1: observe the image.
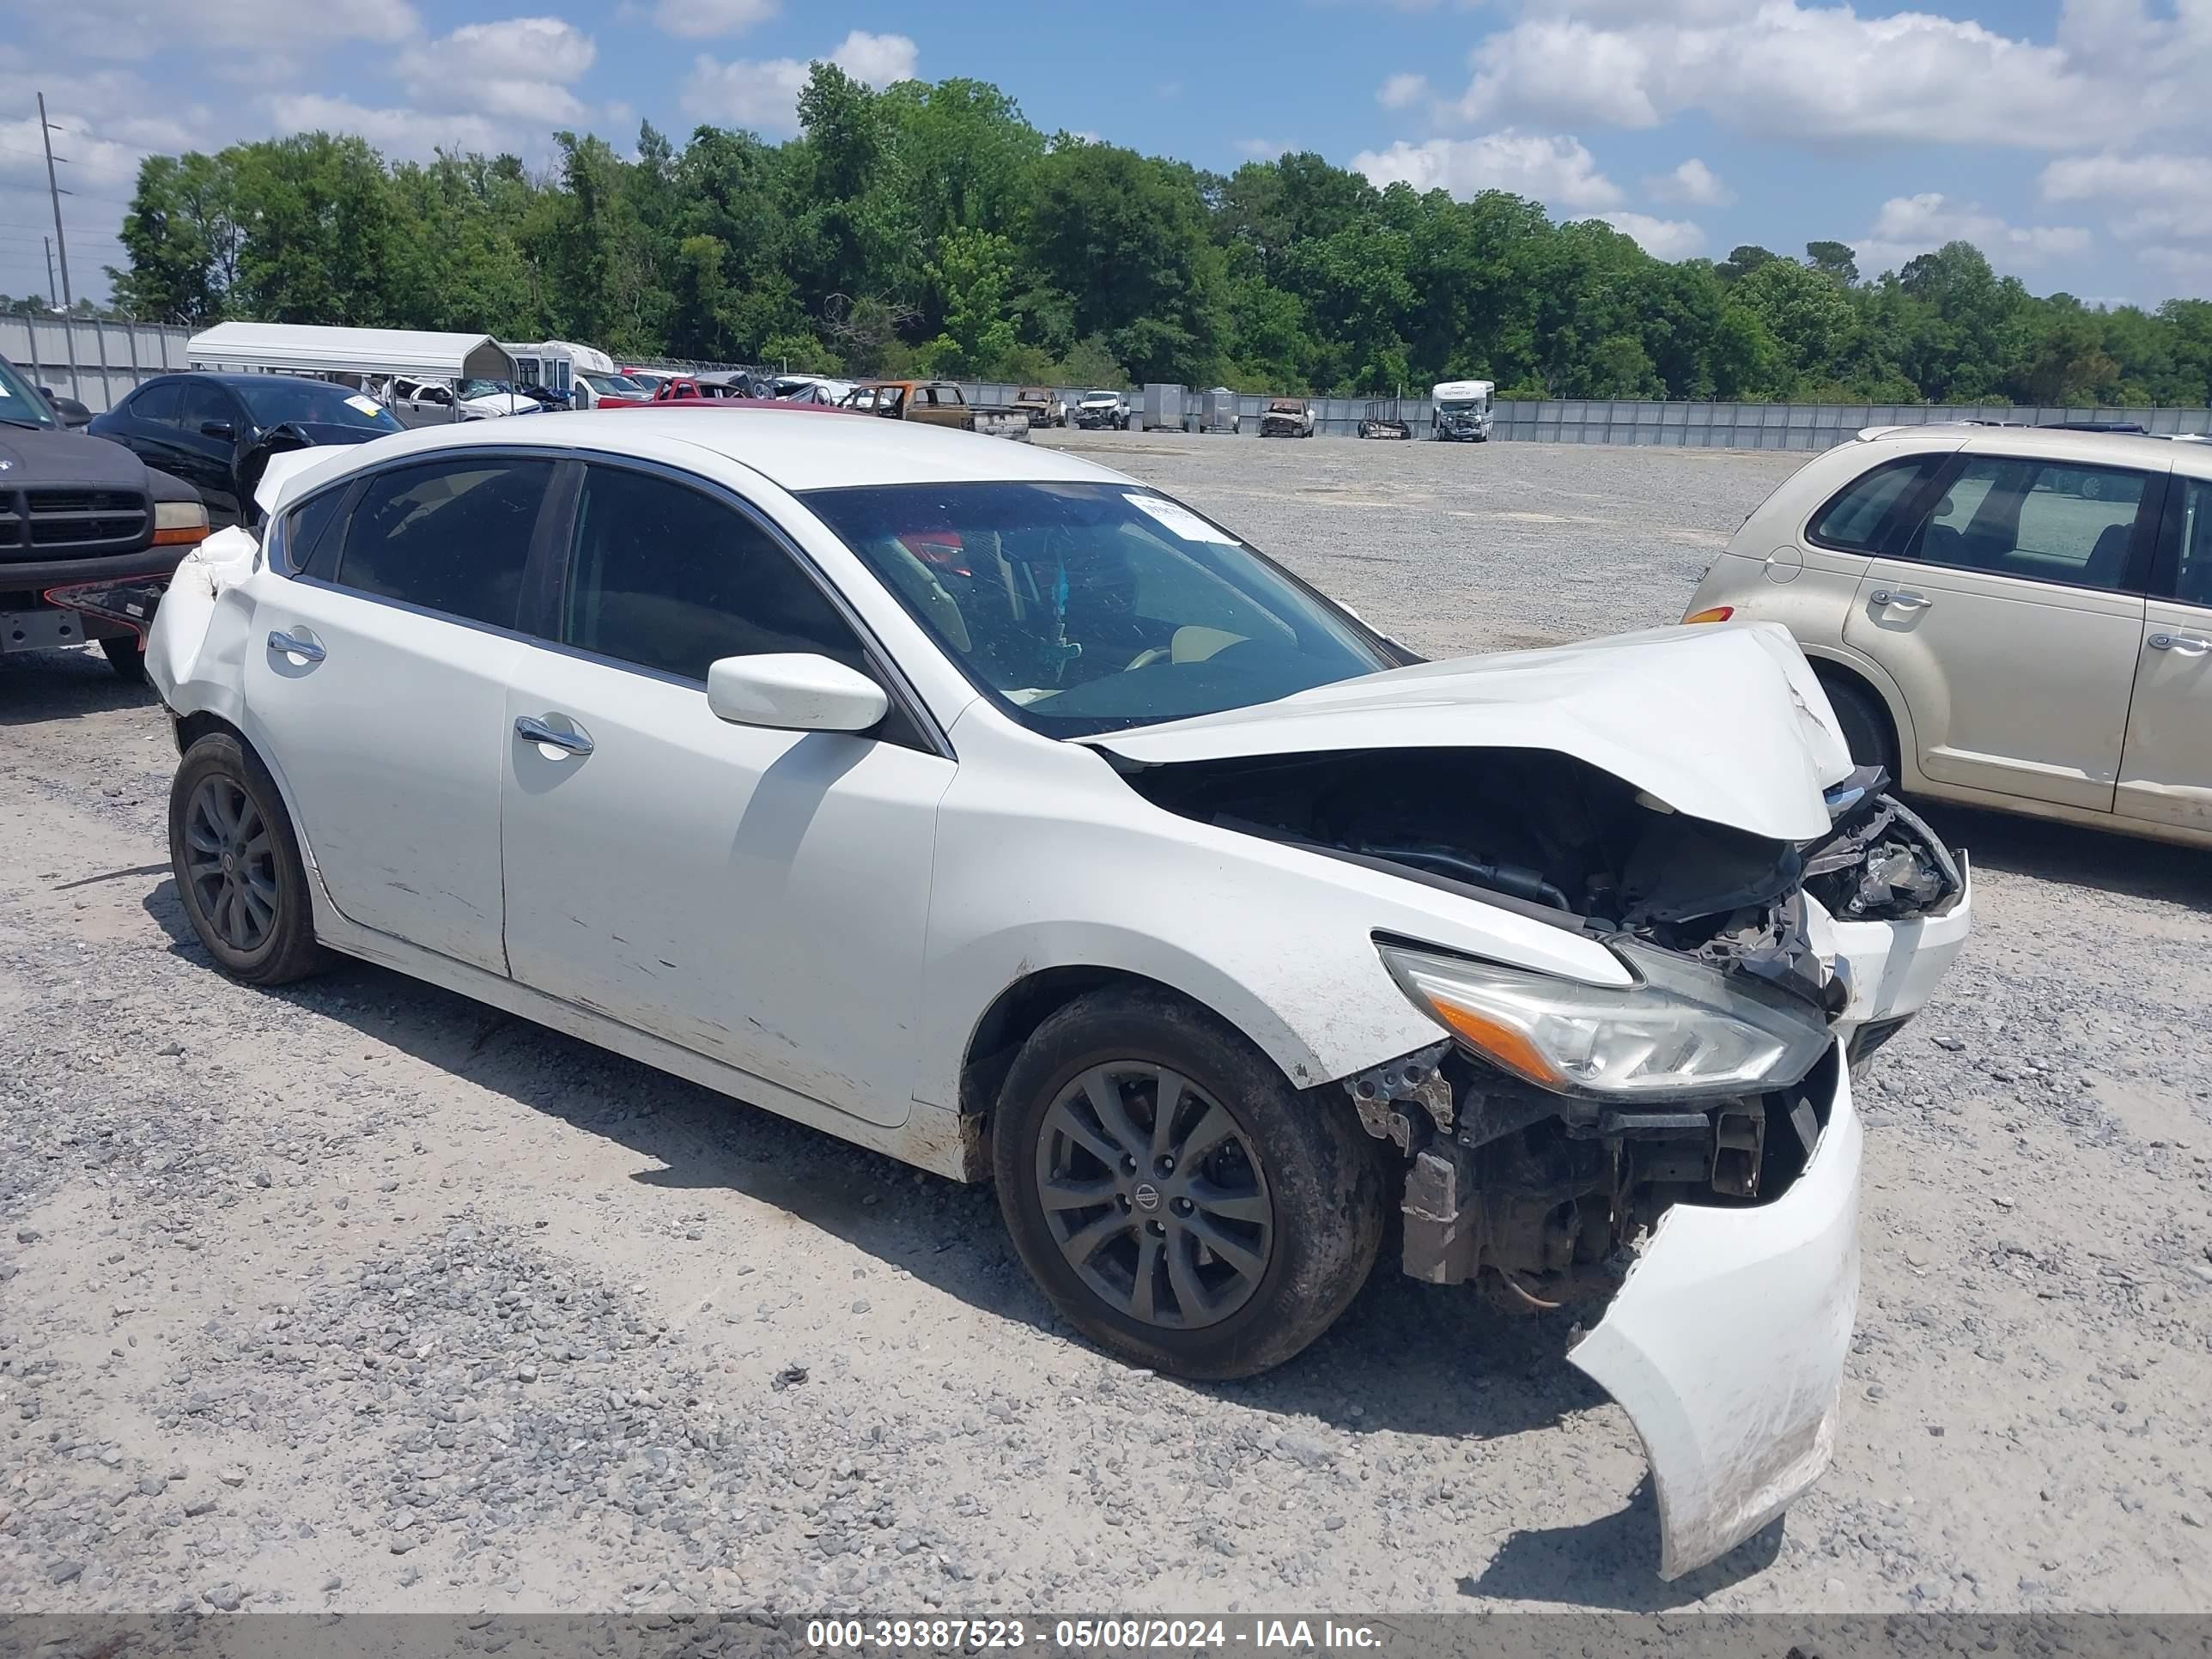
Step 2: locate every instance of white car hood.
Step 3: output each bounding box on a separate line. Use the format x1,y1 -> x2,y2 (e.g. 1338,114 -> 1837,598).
1081,622 -> 1854,844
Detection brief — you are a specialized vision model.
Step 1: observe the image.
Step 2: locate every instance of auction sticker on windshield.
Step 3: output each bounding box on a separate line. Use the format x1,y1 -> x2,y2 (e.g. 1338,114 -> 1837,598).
1125,492 -> 1235,544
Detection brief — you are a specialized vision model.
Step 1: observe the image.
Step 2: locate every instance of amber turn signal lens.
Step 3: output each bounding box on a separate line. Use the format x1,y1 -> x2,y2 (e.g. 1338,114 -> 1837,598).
151,526 -> 210,545
1430,1001 -> 1567,1089
1681,605 -> 1735,624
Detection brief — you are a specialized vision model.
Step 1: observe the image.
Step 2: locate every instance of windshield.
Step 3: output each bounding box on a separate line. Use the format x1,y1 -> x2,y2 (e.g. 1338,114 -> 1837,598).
460,380 -> 517,398
801,481 -> 1394,737
0,356 -> 58,429
584,373 -> 644,394
236,379 -> 404,434
1437,398 -> 1486,413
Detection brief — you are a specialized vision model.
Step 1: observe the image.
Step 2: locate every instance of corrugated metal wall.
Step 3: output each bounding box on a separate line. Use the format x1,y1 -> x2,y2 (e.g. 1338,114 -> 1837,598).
0,314 -> 192,413
13,320 -> 2210,451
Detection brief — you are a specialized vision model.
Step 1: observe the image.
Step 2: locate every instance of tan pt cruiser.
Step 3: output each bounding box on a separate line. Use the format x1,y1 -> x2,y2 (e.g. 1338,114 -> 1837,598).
1682,425 -> 2212,846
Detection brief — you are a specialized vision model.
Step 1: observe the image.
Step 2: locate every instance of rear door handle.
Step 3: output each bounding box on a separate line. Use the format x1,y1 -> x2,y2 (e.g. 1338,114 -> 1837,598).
2150,633 -> 2212,656
514,714 -> 594,757
267,628 -> 325,663
1870,589 -> 1932,611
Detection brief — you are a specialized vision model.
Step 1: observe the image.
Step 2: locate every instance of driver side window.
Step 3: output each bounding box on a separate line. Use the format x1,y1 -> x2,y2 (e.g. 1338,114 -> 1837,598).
561,464 -> 869,684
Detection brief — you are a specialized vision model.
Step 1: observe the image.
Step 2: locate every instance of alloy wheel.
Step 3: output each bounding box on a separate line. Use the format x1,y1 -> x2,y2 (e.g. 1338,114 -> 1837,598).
183,775 -> 278,954
1034,1063 -> 1274,1330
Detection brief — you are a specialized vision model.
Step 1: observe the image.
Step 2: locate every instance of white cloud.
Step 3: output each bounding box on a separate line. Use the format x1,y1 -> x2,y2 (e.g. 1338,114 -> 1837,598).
394,17 -> 597,123
265,93 -> 507,161
651,0 -> 778,40
681,30 -> 919,136
1449,0 -> 2212,151
1646,157 -> 1733,208
1855,193 -> 2092,276
1352,131 -> 1624,212
1376,72 -> 1432,111
2142,245 -> 2212,295
2041,151 -> 2212,242
58,0 -> 418,62
832,29 -> 920,86
1601,211 -> 1705,259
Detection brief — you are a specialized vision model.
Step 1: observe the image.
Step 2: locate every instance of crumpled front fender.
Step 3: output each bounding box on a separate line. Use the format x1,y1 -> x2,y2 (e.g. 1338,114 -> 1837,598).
1568,1042 -> 1863,1578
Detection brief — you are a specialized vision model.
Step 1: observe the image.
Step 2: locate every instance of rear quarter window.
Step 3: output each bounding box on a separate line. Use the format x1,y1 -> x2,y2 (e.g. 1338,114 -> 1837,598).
1806,455 -> 1944,553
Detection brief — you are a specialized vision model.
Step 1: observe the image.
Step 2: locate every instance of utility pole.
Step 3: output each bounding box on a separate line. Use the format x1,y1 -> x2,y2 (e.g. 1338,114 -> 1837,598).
37,91 -> 72,312
43,236 -> 57,307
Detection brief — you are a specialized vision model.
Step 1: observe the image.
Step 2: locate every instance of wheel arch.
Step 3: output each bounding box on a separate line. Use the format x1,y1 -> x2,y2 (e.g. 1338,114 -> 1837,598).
170,708 -> 328,890
958,963 -> 1311,1129
1800,645 -> 1922,788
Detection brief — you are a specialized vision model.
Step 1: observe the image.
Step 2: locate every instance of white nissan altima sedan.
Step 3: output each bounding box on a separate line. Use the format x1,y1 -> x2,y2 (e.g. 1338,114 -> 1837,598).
145,410 -> 1971,1577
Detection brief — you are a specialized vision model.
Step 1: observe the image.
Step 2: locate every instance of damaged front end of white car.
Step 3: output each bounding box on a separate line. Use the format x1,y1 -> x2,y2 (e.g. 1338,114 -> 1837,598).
1091,623 -> 1972,1578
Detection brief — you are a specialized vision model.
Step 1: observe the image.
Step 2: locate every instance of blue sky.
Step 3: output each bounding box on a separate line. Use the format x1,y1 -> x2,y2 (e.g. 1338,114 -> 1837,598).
3,0 -> 2207,313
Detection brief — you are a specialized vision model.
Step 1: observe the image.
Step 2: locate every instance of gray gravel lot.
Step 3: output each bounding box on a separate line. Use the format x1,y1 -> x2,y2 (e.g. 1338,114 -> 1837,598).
3,434 -> 2209,1615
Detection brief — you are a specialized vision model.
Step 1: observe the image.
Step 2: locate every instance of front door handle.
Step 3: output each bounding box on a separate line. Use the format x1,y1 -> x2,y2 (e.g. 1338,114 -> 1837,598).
514,714 -> 594,757
267,629 -> 325,663
1870,588 -> 1932,611
2150,633 -> 2212,656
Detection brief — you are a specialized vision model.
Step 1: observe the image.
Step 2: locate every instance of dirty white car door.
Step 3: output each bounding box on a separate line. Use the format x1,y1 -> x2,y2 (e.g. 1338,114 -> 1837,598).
245,454 -> 557,974
2117,471 -> 2212,830
497,459 -> 954,1125
1843,451 -> 2160,811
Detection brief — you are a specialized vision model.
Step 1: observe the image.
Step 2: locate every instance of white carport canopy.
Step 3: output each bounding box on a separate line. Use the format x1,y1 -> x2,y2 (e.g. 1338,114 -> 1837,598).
185,322 -> 515,384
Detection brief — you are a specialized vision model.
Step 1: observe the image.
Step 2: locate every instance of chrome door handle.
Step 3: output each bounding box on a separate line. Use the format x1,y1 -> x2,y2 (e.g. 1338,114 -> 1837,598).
2149,633 -> 2212,656
266,629 -> 325,663
514,714 -> 594,757
1870,589 -> 1932,611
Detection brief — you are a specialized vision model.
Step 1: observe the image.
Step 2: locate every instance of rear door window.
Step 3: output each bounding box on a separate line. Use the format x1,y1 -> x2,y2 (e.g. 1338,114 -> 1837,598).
333,458 -> 554,629
129,382 -> 183,428
1898,457 -> 2151,592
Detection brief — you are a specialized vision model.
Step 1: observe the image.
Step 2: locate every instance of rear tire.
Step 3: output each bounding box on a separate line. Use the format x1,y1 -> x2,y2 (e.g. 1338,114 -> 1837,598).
99,634 -> 147,682
993,987 -> 1385,1381
1818,673 -> 1899,781
168,732 -> 330,986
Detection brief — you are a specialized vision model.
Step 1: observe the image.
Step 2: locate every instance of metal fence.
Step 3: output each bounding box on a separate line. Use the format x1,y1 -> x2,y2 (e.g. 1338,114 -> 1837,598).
955,386 -> 2210,446
1488,399 -> 2212,449
0,313 -> 193,413
14,319 -> 2211,453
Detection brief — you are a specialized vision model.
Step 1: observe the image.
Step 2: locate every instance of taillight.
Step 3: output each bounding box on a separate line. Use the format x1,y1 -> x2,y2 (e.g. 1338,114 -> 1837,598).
1682,605 -> 1734,624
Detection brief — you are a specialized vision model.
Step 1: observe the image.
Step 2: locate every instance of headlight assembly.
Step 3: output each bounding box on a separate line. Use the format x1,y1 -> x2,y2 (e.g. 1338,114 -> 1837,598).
1378,938 -> 1831,1100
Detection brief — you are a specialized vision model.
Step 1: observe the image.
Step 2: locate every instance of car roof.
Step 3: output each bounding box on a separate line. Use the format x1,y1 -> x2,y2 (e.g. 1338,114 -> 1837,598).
277,406 -> 1137,493
148,371 -> 344,390
1857,422 -> 2209,473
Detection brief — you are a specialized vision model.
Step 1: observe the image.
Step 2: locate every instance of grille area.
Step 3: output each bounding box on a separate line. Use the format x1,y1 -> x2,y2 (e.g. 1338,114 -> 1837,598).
0,487 -> 150,559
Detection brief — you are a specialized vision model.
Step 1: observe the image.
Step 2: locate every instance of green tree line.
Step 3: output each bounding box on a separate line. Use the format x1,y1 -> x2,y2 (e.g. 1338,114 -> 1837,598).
108,64 -> 2212,406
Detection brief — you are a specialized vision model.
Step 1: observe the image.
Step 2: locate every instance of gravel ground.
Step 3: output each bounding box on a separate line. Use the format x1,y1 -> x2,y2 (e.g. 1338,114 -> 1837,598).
3,434 -> 2209,1617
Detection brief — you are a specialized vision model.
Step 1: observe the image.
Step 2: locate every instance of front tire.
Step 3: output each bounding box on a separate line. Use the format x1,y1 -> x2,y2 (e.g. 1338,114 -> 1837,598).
168,732 -> 329,986
99,634 -> 147,682
993,987 -> 1384,1381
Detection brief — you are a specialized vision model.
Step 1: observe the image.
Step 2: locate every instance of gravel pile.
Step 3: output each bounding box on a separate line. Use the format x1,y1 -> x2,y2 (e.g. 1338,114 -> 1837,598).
3,435 -> 2207,1614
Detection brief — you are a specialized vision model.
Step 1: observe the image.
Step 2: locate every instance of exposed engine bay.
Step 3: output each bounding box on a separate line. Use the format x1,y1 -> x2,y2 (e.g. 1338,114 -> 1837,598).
1123,744 -> 1964,1298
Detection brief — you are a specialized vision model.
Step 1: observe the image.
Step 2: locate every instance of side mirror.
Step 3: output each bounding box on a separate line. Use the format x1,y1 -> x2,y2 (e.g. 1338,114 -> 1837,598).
706,653 -> 888,734
200,421 -> 236,441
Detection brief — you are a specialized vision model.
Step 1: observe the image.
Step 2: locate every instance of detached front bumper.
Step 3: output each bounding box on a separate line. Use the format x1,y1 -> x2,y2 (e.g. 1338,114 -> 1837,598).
1568,1040 -> 1862,1579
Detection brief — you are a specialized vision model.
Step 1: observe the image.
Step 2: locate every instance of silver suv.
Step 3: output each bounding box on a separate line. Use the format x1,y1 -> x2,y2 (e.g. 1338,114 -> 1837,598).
1683,424 -> 2212,847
